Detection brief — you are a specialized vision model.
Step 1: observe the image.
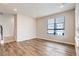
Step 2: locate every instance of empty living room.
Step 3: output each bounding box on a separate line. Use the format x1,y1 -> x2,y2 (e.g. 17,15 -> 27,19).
0,3 -> 79,56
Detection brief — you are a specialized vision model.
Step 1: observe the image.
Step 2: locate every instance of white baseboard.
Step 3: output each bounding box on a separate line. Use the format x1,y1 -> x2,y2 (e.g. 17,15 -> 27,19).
17,37 -> 36,42
4,36 -> 16,43
4,36 -> 75,46
36,38 -> 75,46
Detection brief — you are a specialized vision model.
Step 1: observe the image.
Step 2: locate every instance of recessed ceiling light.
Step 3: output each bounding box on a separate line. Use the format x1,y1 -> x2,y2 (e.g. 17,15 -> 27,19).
60,5 -> 64,8
13,8 -> 17,12
60,4 -> 64,8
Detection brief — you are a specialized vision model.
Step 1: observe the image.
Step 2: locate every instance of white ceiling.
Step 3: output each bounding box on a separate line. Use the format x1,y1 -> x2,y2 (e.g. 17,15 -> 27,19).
0,3 -> 75,18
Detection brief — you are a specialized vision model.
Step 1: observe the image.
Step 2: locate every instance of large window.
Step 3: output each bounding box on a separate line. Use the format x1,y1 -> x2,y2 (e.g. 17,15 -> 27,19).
48,16 -> 65,36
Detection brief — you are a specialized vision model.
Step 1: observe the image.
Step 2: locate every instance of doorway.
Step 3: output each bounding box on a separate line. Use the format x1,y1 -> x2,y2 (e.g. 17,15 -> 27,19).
0,13 -> 16,44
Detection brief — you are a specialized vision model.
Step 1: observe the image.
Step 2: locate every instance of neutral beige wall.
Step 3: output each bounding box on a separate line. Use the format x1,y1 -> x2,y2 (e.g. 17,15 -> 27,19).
36,9 -> 75,45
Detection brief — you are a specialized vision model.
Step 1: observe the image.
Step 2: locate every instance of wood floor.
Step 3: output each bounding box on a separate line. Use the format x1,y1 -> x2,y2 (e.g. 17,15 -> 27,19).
0,39 -> 76,56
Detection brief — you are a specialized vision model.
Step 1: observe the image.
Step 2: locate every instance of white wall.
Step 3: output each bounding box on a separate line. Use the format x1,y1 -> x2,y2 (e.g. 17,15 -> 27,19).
17,14 -> 36,42
75,3 -> 79,56
75,4 -> 79,47
0,13 -> 36,42
0,14 -> 14,38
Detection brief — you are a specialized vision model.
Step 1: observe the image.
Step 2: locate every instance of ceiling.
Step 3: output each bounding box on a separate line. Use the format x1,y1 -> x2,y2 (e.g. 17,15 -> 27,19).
0,3 -> 75,18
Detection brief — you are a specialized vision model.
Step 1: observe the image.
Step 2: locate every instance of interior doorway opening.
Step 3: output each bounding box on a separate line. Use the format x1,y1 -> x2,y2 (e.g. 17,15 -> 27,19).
0,13 -> 17,44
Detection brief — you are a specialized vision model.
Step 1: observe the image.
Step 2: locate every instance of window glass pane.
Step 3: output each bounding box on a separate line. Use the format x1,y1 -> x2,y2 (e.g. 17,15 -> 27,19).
47,16 -> 65,36
56,30 -> 64,35
48,18 -> 54,24
56,16 -> 64,23
48,23 -> 54,29
48,30 -> 54,34
48,18 -> 54,29
56,23 -> 64,29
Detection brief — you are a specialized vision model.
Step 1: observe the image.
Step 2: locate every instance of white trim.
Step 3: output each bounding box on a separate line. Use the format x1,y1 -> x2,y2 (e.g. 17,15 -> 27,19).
37,38 -> 75,45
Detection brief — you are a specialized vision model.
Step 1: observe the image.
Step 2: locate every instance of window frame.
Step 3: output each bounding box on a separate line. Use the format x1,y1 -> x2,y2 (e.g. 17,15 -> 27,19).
47,16 -> 65,36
